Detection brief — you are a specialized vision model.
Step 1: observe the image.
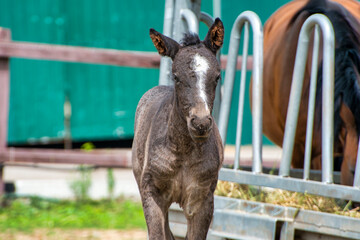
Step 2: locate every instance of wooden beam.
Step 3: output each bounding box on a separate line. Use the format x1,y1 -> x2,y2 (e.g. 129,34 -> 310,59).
0,28 -> 10,196
0,41 -> 161,68
0,164 -> 3,195
0,29 -> 10,152
0,39 -> 252,70
0,148 -> 132,167
0,59 -> 9,153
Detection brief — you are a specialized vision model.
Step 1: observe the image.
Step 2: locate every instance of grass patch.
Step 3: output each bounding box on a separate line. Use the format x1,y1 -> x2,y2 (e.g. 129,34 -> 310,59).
0,196 -> 146,232
215,180 -> 360,218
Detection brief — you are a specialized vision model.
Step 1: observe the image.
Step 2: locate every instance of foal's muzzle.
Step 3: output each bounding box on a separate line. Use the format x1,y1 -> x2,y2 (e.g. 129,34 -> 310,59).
188,115 -> 213,140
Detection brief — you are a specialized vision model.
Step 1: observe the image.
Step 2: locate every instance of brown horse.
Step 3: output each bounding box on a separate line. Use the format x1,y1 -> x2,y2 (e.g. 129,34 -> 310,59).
254,0 -> 360,185
132,19 -> 224,239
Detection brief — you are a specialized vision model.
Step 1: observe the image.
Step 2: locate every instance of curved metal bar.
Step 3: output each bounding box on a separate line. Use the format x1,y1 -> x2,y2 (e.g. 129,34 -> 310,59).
234,22 -> 249,170
180,9 -> 199,34
200,11 -> 214,28
279,14 -> 335,184
218,11 -> 263,173
159,1 -> 201,86
303,24 -> 320,180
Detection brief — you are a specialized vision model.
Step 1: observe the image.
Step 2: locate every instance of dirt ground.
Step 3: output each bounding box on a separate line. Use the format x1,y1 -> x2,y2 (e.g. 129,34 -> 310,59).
0,229 -> 147,240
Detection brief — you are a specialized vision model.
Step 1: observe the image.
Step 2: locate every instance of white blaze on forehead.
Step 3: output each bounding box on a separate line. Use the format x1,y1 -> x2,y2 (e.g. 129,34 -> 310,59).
193,53 -> 210,111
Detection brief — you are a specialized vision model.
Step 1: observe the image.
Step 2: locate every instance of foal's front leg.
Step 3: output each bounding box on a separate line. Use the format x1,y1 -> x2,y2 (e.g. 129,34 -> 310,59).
141,188 -> 175,240
184,194 -> 214,240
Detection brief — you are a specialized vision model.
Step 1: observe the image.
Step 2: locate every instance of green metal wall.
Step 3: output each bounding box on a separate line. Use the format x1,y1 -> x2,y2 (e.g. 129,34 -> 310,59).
0,0 -> 290,146
0,0 -> 164,145
1,0 -> 66,145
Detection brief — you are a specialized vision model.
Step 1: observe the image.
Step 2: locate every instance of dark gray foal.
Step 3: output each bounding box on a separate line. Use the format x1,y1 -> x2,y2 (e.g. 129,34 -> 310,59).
132,18 -> 224,240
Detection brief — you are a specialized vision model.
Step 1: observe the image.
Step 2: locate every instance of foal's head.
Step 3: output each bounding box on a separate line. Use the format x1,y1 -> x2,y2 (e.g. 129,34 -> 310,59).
150,18 -> 224,141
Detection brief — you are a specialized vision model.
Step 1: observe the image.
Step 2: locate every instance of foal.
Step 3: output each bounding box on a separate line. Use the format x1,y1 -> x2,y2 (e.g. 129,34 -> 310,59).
132,19 -> 224,240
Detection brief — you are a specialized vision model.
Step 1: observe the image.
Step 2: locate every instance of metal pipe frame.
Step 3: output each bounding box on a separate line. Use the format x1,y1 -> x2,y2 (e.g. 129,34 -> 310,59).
303,25 -> 320,180
218,11 -> 263,173
172,0 -> 201,42
234,22 -> 249,170
212,0 -> 221,19
180,9 -> 199,34
279,14 -> 335,185
159,0 -> 175,85
199,11 -> 213,28
216,13 -> 360,201
219,168 -> 360,202
159,0 -> 201,86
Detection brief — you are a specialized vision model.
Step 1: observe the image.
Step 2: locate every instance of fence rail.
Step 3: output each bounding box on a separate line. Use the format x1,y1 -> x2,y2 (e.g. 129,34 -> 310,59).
0,29 -> 252,69
0,27 -> 253,195
0,148 -> 131,167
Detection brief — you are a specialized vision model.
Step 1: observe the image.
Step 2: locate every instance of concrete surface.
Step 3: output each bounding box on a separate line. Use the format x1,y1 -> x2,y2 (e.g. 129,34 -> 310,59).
4,164 -> 141,200
3,145 -> 282,200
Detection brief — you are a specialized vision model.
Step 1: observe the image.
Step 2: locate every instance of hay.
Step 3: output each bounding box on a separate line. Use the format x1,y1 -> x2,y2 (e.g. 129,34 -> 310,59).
215,180 -> 360,218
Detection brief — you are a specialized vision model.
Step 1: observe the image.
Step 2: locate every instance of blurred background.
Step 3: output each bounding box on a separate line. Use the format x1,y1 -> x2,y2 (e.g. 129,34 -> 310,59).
1,0 -> 289,149
0,0 -> 290,239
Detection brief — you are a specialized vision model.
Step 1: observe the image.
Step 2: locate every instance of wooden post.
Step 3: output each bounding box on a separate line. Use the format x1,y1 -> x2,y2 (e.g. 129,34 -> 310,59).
0,28 -> 10,196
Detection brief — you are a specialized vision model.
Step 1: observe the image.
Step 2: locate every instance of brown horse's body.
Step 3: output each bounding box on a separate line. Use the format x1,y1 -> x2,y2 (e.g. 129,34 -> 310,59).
132,19 -> 224,239
255,0 -> 360,185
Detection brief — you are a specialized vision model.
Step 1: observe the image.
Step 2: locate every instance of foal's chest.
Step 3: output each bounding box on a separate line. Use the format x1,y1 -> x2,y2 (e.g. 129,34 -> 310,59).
149,147 -> 221,203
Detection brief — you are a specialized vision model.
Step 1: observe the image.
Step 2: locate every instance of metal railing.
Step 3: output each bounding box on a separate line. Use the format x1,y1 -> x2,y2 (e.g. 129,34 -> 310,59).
280,14 -> 335,184
169,10 -> 360,240
218,11 -> 263,173
217,12 -> 360,201
168,10 -> 360,240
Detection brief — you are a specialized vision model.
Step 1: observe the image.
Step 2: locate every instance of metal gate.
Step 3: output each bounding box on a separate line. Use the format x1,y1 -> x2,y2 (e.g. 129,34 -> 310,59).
167,7 -> 360,240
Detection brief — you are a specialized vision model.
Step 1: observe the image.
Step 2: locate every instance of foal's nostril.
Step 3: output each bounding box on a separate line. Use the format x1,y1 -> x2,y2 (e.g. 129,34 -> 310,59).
208,117 -> 213,127
191,117 -> 196,126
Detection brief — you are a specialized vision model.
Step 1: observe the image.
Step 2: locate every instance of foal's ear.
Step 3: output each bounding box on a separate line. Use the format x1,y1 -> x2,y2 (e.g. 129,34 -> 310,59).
150,29 -> 180,60
203,18 -> 224,54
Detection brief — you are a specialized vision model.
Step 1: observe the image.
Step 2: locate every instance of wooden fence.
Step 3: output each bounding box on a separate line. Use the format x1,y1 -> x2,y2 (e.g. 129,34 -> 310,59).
0,27 -> 252,194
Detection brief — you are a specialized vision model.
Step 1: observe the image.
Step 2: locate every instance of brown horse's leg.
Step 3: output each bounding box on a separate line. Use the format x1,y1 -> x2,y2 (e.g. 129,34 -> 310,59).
184,195 -> 214,240
141,191 -> 174,240
339,103 -> 358,186
341,159 -> 354,186
291,141 -> 305,169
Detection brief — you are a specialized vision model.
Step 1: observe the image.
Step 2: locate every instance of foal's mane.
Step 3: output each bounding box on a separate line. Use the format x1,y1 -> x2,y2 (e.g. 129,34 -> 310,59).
289,0 -> 360,140
180,33 -> 201,47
